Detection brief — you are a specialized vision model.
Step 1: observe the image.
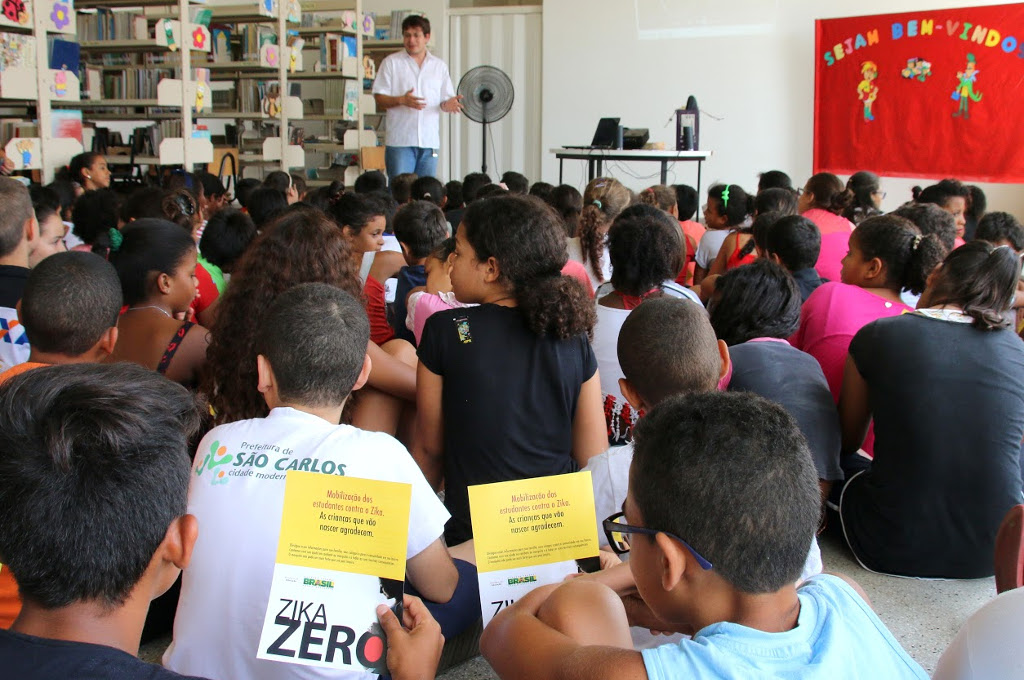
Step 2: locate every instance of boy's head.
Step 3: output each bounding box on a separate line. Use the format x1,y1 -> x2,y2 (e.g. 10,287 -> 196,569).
500,171 -> 529,195
256,283 -> 371,410
235,177 -> 261,209
765,214 -> 821,272
444,180 -> 464,210
0,363 -> 201,610
892,202 -> 956,253
354,170 -> 387,194
754,187 -> 799,217
120,187 -> 166,224
199,208 -> 258,274
393,200 -> 449,264
198,172 -> 229,215
411,176 -> 446,207
708,260 -> 801,346
617,297 -> 726,410
20,252 -> 121,361
391,173 -> 418,204
976,211 -> 1024,252
462,172 -> 492,204
246,187 -> 289,229
627,391 -> 820,603
0,177 -> 37,262
672,184 -> 699,221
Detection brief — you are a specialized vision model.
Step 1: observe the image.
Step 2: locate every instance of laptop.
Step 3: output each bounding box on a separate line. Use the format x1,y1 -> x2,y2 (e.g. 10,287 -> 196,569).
564,117 -> 620,150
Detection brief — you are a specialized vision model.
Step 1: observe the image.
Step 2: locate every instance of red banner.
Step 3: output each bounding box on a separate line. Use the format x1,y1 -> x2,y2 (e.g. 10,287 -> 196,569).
814,4 -> 1024,182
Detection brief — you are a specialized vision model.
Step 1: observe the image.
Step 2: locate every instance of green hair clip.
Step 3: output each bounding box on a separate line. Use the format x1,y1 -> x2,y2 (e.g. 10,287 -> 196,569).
721,184 -> 731,209
108,228 -> 123,252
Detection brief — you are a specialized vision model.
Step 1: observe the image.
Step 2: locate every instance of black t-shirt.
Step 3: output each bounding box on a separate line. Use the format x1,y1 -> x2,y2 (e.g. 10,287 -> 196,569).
0,628 -> 208,679
418,304 -> 598,543
841,313 -> 1024,578
727,340 -> 842,482
0,264 -> 28,308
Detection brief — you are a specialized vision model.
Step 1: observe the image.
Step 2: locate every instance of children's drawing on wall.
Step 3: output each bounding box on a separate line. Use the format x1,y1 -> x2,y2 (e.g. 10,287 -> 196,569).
857,60 -> 878,122
952,53 -> 982,120
901,57 -> 931,82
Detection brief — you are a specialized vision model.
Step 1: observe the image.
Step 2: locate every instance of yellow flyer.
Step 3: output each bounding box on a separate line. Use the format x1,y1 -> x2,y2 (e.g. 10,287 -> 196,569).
469,472 -> 599,626
257,471 -> 411,673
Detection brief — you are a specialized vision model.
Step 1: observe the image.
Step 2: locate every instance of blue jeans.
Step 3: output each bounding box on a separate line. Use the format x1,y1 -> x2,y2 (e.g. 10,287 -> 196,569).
385,146 -> 438,181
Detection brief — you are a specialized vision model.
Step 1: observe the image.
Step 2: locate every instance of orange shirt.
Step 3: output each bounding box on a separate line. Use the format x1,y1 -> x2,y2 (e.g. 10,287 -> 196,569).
0,361 -> 47,628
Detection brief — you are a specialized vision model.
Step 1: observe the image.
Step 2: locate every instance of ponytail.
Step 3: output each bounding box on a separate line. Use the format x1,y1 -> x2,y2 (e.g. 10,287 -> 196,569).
927,241 -> 1019,331
826,188 -> 855,216
854,215 -> 944,295
578,203 -> 608,281
463,195 -> 596,339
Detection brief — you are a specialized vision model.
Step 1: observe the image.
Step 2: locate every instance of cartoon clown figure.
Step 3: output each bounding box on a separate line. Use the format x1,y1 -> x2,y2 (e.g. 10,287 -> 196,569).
857,61 -> 879,122
952,53 -> 983,119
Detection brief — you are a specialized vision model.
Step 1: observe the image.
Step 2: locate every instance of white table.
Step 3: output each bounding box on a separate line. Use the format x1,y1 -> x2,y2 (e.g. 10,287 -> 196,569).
550,148 -> 711,192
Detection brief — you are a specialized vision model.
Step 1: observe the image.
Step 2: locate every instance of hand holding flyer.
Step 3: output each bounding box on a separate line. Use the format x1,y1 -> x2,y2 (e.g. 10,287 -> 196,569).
256,471 -> 412,673
469,472 -> 600,626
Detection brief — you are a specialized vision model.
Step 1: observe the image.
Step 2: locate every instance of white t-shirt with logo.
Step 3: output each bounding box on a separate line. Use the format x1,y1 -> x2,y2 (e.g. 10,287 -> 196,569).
164,407 -> 449,680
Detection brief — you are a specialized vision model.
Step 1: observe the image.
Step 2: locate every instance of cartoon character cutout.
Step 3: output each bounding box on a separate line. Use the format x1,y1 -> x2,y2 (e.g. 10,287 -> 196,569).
52,70 -> 67,98
857,61 -> 878,122
952,53 -> 983,119
901,57 -> 931,82
16,140 -> 32,167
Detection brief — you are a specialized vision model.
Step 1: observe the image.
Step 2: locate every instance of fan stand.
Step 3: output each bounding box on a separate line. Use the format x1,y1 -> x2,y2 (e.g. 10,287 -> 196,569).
479,88 -> 493,174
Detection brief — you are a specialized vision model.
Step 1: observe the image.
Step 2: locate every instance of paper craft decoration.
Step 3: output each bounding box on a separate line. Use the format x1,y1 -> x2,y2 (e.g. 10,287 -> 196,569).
256,472 -> 410,674
4,137 -> 39,169
361,13 -> 374,36
469,473 -> 600,627
46,0 -> 72,34
0,0 -> 31,28
286,0 -> 300,24
194,67 -> 209,113
0,31 -> 34,70
341,10 -> 356,32
51,108 -> 81,142
815,3 -> 1024,182
260,43 -> 279,69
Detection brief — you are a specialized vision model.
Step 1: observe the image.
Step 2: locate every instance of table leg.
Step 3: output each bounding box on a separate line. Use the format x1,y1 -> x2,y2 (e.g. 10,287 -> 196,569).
697,160 -> 702,198
588,159 -> 595,181
660,161 -> 668,185
559,158 -> 563,184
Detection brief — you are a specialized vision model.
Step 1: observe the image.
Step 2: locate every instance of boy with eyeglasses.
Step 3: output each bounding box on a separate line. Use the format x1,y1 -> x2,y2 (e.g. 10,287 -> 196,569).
481,391 -> 927,679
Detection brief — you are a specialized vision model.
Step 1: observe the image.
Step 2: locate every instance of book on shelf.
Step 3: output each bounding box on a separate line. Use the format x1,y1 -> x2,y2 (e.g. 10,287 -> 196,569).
210,25 -> 231,63
76,9 -> 146,42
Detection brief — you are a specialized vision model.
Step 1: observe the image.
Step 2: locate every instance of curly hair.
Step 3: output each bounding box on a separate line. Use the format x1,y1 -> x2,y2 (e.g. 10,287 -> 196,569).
578,177 -> 631,282
607,204 -> 681,295
638,185 -> 676,213
462,195 -> 595,339
203,207 -> 362,425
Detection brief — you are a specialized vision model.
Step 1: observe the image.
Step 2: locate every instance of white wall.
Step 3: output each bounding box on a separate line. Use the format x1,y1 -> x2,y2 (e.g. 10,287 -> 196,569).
541,0 -> 1024,216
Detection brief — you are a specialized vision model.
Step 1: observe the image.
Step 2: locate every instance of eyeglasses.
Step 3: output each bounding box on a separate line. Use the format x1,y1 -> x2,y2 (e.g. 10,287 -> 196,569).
602,512 -> 713,570
873,190 -> 887,199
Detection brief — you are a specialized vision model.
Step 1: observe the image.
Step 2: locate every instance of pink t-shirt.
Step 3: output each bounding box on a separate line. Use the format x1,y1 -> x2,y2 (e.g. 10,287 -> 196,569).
561,259 -> 595,298
791,282 -> 912,402
803,208 -> 855,283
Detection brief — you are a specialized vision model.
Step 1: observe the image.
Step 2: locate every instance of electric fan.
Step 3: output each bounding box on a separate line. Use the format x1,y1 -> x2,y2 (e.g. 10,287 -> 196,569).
457,65 -> 514,174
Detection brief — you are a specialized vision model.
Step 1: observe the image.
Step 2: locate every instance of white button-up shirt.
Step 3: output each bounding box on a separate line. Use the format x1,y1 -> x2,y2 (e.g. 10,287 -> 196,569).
372,50 -> 455,150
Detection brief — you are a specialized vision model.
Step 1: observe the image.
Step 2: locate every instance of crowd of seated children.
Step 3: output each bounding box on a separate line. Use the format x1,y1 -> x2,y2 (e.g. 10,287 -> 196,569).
391,200 -> 450,343
913,178 -> 970,245
693,183 -> 752,285
708,259 -> 842,500
592,205 -> 700,445
797,172 -> 856,282
765,214 -> 828,300
843,171 -> 884,225
482,391 -> 927,680
4,157 -> 1024,680
165,283 -> 479,680
414,194 -> 606,544
0,250 -> 122,628
569,177 -> 630,290
107,219 -> 209,388
837,241 -> 1024,579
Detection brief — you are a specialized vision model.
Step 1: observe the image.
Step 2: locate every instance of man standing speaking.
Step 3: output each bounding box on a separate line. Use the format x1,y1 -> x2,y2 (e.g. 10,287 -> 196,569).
372,15 -> 463,181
